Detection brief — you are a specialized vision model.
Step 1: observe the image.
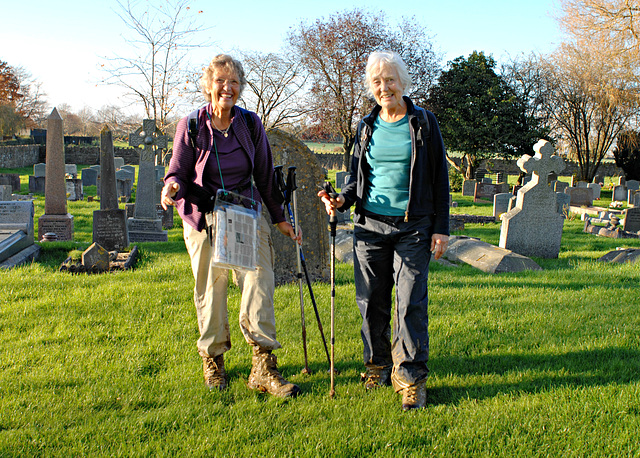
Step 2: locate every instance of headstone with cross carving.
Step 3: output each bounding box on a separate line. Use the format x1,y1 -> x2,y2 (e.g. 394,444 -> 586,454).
499,139 -> 565,258
127,119 -> 168,242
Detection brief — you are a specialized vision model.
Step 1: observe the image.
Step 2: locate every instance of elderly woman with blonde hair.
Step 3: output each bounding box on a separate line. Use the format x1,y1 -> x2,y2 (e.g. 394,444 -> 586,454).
319,50 -> 450,410
162,54 -> 301,398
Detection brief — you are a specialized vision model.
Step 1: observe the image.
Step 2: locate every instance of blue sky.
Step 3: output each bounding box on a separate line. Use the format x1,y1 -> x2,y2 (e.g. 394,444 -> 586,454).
1,0 -> 564,112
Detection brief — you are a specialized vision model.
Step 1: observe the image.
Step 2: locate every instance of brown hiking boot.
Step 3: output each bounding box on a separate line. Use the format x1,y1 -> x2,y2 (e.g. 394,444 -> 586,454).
247,347 -> 301,398
202,353 -> 228,391
360,365 -> 392,390
392,373 -> 427,411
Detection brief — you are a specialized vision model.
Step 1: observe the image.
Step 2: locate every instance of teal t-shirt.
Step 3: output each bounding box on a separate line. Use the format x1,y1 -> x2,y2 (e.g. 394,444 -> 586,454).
363,114 -> 411,216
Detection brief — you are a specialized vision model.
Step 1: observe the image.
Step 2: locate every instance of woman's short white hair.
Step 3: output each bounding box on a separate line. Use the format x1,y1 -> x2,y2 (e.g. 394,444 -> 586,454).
365,50 -> 412,98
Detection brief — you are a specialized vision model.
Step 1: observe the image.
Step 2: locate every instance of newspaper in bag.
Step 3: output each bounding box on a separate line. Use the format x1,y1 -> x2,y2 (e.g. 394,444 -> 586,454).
212,189 -> 261,271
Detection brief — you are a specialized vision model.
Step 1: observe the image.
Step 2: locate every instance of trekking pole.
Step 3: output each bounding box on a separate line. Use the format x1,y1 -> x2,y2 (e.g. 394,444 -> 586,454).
286,167 -> 310,374
322,181 -> 339,398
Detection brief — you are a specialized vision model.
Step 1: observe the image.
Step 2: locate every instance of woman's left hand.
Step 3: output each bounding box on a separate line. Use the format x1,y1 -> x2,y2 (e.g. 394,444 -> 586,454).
277,221 -> 301,244
431,233 -> 449,260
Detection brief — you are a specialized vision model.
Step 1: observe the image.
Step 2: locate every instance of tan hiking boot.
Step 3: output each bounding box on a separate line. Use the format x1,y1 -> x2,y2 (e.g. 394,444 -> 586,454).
202,353 -> 228,391
392,372 -> 427,411
360,365 -> 392,390
247,347 -> 301,398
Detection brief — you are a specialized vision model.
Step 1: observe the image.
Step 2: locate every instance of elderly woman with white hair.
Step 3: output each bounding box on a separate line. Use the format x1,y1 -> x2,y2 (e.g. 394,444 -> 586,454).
319,50 -> 450,411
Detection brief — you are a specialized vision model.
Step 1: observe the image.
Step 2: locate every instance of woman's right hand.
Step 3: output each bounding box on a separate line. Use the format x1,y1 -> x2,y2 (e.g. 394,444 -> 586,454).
317,190 -> 344,216
161,182 -> 180,210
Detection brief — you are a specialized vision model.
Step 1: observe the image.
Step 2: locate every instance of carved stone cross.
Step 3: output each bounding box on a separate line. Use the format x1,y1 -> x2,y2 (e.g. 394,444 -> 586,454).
129,119 -> 168,220
517,139 -> 565,188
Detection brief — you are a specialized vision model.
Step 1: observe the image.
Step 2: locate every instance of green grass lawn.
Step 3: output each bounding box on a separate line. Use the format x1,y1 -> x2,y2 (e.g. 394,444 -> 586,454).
2,168 -> 640,456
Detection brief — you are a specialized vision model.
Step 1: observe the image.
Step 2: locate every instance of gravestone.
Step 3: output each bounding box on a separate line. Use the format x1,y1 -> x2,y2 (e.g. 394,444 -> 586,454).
268,129 -> 329,284
0,174 -> 20,192
618,176 -> 626,186
0,201 -> 36,264
500,140 -> 565,258
115,169 -> 133,202
554,181 -> 569,193
121,165 -> 136,184
565,187 -> 593,207
443,235 -> 542,274
556,192 -> 571,218
587,183 -> 601,200
66,178 -> 83,201
626,180 -> 640,191
82,167 -> 98,187
475,168 -> 487,181
629,189 -> 640,207
29,162 -> 47,194
481,177 -> 492,184
81,242 -> 110,272
613,185 -> 628,202
65,164 -> 77,179
623,207 -> 640,233
462,179 -> 477,197
0,185 -> 12,201
598,248 -> 640,264
335,171 -> 349,189
38,108 -> 74,241
114,157 -> 125,170
127,119 -> 168,242
495,171 -> 506,183
576,181 -> 588,188
474,182 -> 503,202
34,163 -> 46,177
493,192 -> 512,221
93,125 -> 129,251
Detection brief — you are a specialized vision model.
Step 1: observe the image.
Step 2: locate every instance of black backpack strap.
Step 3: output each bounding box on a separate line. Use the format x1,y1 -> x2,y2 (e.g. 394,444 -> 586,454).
415,107 -> 431,148
188,108 -> 200,150
242,110 -> 257,147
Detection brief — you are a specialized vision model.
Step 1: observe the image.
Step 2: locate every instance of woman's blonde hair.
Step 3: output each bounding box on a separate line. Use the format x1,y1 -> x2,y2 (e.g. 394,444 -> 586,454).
199,54 -> 247,102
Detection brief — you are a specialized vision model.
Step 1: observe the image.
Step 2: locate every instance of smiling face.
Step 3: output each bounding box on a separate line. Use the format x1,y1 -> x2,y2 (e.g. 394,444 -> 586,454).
370,63 -> 405,113
206,66 -> 240,116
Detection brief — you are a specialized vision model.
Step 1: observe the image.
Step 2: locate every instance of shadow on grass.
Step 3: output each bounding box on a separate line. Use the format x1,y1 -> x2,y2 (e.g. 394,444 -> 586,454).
428,347 -> 640,406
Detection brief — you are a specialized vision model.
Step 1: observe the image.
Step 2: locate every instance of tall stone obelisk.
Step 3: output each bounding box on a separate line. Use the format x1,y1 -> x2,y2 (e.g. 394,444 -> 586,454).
38,108 -> 74,241
92,125 -> 129,251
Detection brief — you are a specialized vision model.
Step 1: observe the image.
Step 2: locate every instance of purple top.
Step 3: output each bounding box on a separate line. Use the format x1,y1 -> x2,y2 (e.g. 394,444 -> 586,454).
164,104 -> 285,232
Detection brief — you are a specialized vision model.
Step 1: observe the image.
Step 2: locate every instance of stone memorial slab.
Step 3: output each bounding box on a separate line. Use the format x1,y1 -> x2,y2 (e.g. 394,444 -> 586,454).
116,169 -> 133,202
0,201 -> 35,264
474,182 -> 502,202
127,119 -> 168,242
626,180 -> 640,191
613,185 -> 628,202
617,176 -> 626,186
268,129 -> 329,284
587,182 -> 601,200
0,185 -> 12,201
598,248 -> 640,264
556,192 -> 571,218
0,174 -> 20,192
65,164 -> 77,178
34,163 -> 46,177
500,140 -> 565,258
554,181 -> 569,193
114,157 -> 125,170
38,108 -> 73,241
66,178 -> 83,201
462,179 -> 477,197
121,165 -> 136,182
629,189 -> 640,207
565,187 -> 593,207
93,125 -> 129,251
336,171 -> 349,189
493,192 -> 512,221
475,168 -> 487,181
28,176 -> 46,194
82,168 -> 98,187
81,242 -> 110,272
443,235 -> 542,274
623,207 -> 640,233
576,181 -> 588,188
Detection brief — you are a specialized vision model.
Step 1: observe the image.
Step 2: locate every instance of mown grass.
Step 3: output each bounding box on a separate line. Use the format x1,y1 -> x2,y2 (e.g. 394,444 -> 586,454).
2,167 -> 640,456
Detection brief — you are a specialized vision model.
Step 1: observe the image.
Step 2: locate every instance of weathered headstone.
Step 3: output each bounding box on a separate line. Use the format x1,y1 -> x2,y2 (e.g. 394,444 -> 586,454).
493,192 -> 512,221
587,182 -> 601,200
554,181 -> 569,193
115,169 -> 133,202
65,164 -> 78,179
0,174 -> 20,192
443,235 -> 542,274
474,182 -> 502,202
565,187 -> 593,207
462,179 -> 477,197
127,119 -> 168,242
613,185 -> 628,202
626,180 -> 640,191
475,168 -> 487,181
121,165 -> 136,184
623,207 -> 640,233
268,129 -> 329,284
38,108 -> 74,241
81,242 -> 110,272
629,189 -> 640,207
598,248 -> 640,264
0,201 -> 36,264
34,163 -> 46,177
576,181 -> 588,188
0,185 -> 12,201
618,176 -> 626,186
93,125 -> 130,251
335,171 -> 349,189
500,140 -> 565,258
81,167 -> 99,187
556,192 -> 571,218
114,157 -> 125,170
66,178 -> 83,201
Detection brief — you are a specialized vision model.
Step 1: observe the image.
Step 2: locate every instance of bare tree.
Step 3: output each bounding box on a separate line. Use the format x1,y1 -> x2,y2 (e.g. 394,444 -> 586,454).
239,51 -> 311,130
539,46 -> 638,181
101,0 -> 208,133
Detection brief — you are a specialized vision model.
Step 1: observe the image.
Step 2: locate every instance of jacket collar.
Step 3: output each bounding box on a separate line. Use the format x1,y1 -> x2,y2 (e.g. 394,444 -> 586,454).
363,96 -> 417,127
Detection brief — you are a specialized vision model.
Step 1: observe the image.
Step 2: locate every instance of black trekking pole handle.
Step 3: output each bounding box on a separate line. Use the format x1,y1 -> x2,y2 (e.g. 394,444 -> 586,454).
274,165 -> 289,206
286,166 -> 298,195
322,181 -> 338,236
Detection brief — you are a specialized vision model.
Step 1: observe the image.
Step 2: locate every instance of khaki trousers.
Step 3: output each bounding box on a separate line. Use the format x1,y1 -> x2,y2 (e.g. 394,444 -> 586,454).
183,215 -> 281,358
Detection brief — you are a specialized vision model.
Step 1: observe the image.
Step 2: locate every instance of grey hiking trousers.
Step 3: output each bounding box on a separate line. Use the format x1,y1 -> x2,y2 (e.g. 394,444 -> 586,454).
353,212 -> 433,386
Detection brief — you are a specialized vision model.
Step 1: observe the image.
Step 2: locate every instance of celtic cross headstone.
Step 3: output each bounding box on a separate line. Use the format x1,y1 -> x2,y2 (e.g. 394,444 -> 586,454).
127,119 -> 168,242
499,140 -> 566,258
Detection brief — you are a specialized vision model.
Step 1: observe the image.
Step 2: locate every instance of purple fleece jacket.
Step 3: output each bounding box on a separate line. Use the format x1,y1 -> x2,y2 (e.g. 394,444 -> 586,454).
164,103 -> 285,232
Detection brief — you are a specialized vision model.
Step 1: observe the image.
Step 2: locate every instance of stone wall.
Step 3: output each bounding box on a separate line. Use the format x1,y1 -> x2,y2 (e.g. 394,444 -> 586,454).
0,145 -> 42,168
63,146 -> 140,165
